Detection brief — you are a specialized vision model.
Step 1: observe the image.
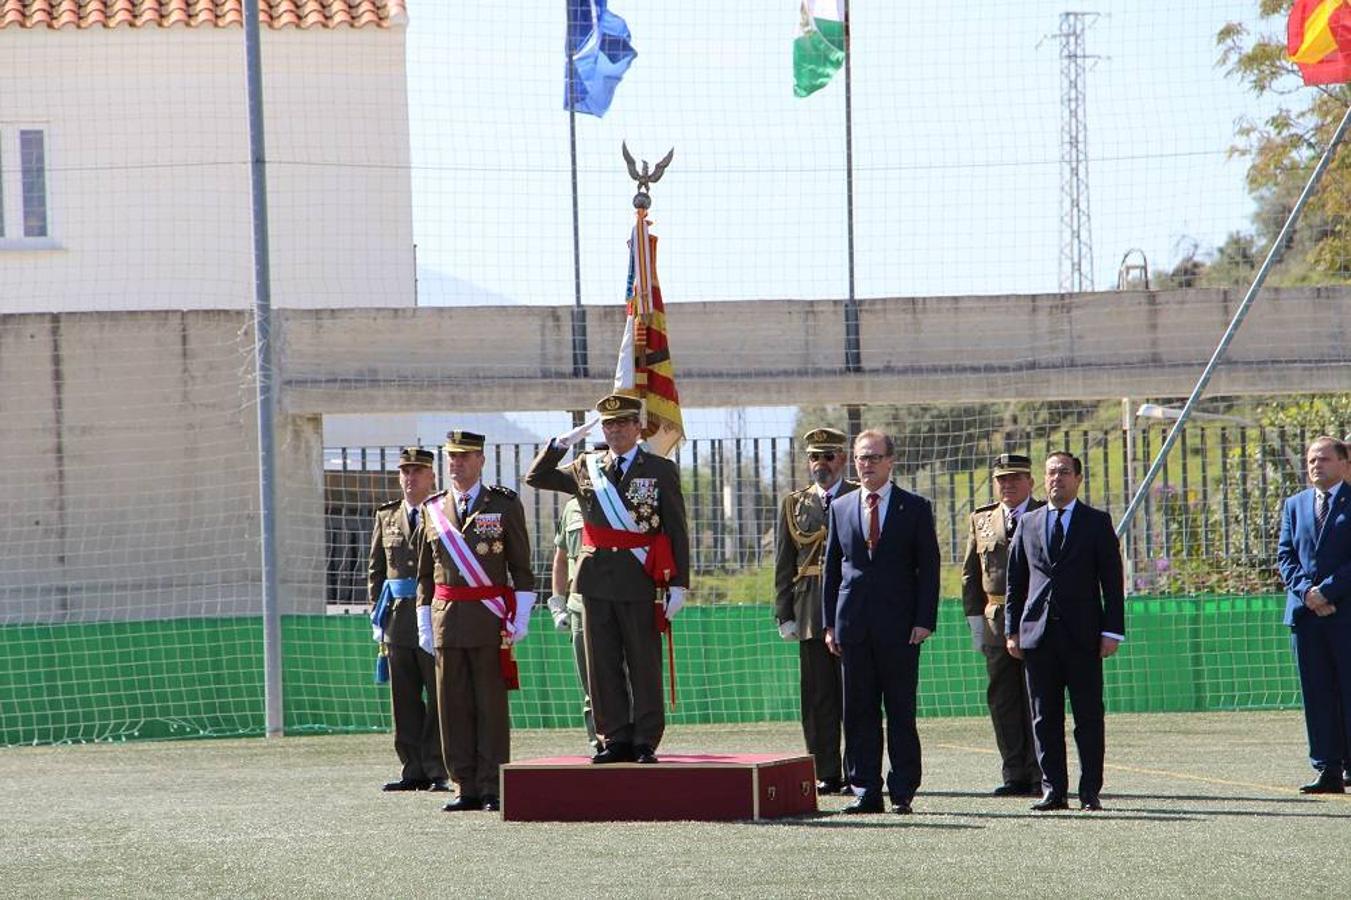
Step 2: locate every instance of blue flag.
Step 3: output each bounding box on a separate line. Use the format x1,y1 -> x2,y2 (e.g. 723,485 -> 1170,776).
565,0 -> 637,118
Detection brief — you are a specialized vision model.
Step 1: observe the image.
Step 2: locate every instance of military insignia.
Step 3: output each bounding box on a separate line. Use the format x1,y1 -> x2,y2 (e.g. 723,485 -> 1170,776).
649,516 -> 660,529
627,478 -> 659,505
476,541 -> 490,555
491,540 -> 504,555
474,513 -> 504,539
600,396 -> 623,412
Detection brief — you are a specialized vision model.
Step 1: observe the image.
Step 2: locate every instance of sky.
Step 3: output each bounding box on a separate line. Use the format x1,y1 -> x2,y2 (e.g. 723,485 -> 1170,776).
391,1 -> 1283,442
404,1 -> 1277,309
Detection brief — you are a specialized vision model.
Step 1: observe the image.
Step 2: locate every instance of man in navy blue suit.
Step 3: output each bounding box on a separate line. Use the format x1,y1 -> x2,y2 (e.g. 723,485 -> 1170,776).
1277,436 -> 1351,794
822,429 -> 941,815
1005,451 -> 1124,812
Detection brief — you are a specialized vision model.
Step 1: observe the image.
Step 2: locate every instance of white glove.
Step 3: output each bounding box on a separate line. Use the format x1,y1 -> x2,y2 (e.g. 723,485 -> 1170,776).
966,615 -> 985,652
512,592 -> 536,643
554,417 -> 598,449
547,594 -> 570,632
778,620 -> 798,640
665,587 -> 686,620
371,623 -> 384,643
417,606 -> 435,656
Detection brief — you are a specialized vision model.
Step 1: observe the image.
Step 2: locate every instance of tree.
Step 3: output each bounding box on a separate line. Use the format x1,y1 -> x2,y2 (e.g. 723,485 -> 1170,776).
1218,2 -> 1351,283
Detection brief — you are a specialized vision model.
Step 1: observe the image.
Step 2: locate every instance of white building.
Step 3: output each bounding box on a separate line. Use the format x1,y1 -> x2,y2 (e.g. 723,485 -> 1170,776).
0,0 -> 414,312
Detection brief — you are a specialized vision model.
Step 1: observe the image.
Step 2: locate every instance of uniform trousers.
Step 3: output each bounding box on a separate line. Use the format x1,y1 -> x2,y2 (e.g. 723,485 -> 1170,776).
582,593 -> 664,749
799,636 -> 844,783
388,641 -> 447,782
436,645 -> 508,799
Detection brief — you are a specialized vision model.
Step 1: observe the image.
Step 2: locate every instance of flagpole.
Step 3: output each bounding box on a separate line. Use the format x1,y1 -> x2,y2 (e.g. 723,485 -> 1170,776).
1115,101 -> 1351,540
568,3 -> 588,378
842,0 -> 860,373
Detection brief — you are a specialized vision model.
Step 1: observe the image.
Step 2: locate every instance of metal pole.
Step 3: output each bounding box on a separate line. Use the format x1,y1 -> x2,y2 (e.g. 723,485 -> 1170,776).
567,5 -> 588,378
243,0 -> 283,737
569,107 -> 589,377
842,0 -> 861,373
1116,102 -> 1351,539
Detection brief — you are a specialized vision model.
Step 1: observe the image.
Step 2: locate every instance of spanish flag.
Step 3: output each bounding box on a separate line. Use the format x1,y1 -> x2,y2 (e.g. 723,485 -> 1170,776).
612,209 -> 685,458
1289,0 -> 1351,85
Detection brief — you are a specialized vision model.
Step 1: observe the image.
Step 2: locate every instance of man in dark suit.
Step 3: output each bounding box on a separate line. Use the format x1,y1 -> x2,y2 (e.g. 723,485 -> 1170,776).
822,429 -> 941,815
526,393 -> 691,765
1277,436 -> 1351,794
1005,451 -> 1124,812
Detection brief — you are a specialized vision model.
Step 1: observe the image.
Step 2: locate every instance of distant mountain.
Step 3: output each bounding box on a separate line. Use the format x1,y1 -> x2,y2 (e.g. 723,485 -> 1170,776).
414,267 -> 519,307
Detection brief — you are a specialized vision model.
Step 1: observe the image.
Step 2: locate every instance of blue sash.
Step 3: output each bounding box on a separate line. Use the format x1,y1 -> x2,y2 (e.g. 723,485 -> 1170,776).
371,577 -> 417,642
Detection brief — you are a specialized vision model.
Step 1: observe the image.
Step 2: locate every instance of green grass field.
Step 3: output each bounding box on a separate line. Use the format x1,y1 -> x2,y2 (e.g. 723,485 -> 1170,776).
5,711 -> 1349,898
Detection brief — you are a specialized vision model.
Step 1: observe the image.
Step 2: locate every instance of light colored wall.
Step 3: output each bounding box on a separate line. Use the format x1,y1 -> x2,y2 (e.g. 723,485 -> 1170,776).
1,288 -> 1346,624
0,26 -> 413,312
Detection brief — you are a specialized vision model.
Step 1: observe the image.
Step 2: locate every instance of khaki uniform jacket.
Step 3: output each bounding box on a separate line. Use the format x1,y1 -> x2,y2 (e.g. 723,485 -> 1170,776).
526,442 -> 690,597
961,497 -> 1045,647
773,480 -> 859,640
368,500 -> 423,649
416,485 -> 535,649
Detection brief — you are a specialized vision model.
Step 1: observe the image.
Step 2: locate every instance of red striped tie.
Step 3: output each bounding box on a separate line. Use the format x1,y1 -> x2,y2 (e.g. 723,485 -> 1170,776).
866,492 -> 880,551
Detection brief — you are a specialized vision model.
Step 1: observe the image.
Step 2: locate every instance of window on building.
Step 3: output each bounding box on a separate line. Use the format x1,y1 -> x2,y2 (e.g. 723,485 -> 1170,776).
0,126 -> 51,245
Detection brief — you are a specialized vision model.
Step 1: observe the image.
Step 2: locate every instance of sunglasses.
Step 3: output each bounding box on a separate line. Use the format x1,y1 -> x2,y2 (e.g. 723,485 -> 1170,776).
807,451 -> 838,462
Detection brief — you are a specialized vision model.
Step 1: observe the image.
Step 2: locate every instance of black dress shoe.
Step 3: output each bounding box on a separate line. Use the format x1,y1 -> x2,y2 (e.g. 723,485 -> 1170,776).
633,744 -> 659,764
442,795 -> 483,812
892,801 -> 913,815
840,783 -> 855,797
481,795 -> 500,812
816,777 -> 843,795
427,779 -> 451,793
842,797 -> 885,814
382,778 -> 430,792
1080,797 -> 1103,811
992,781 -> 1038,797
591,742 -> 634,764
1030,795 -> 1069,811
1299,776 -> 1346,794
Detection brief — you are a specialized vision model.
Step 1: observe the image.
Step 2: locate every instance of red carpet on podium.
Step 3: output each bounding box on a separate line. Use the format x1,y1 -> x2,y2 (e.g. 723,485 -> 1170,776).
501,753 -> 818,822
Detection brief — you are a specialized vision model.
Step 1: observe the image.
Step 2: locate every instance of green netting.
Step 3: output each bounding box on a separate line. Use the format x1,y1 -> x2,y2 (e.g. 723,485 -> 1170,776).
0,597 -> 1300,746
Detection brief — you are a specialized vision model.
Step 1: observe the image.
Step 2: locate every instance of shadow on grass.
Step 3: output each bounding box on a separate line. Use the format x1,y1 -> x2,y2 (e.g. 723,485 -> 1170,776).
920,810 -> 1198,823
755,812 -> 982,830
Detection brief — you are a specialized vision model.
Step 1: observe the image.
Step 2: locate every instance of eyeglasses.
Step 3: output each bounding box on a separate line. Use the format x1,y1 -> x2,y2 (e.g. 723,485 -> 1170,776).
807,452 -> 837,462
1046,466 -> 1077,477
855,453 -> 890,464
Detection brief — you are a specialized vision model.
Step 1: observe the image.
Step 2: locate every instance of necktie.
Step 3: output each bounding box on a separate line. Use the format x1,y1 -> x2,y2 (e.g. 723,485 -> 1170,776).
408,508 -> 419,532
1049,508 -> 1065,562
1315,490 -> 1330,536
609,455 -> 625,485
821,491 -> 831,515
1006,507 -> 1019,538
457,493 -> 470,520
866,492 -> 880,551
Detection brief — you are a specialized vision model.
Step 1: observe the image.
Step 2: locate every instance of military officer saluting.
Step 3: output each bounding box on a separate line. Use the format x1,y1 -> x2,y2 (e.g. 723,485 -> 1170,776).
526,393 -> 691,765
774,427 -> 858,794
369,446 -> 449,793
961,452 -> 1043,796
416,430 -> 535,813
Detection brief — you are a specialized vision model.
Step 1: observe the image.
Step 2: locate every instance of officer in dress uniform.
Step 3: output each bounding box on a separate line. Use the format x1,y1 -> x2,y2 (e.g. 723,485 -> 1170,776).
416,431 -> 535,813
526,393 -> 691,765
368,447 -> 449,792
774,427 -> 858,794
961,452 -> 1043,796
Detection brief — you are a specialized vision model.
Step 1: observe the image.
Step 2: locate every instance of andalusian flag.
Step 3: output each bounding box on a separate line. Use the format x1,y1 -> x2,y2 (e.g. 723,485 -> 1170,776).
613,210 -> 684,458
794,0 -> 845,98
1289,0 -> 1351,85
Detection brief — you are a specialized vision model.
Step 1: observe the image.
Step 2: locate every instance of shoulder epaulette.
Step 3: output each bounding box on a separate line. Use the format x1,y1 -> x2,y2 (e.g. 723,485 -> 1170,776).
376,499 -> 401,511
489,484 -> 518,499
974,501 -> 999,513
426,489 -> 448,503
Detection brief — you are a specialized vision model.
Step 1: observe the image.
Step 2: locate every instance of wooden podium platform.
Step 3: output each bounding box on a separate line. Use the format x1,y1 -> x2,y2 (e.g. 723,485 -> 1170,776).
500,753 -> 818,822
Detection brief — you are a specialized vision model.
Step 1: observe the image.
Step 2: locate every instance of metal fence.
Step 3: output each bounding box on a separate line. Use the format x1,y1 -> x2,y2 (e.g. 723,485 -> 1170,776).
326,423 -> 1318,605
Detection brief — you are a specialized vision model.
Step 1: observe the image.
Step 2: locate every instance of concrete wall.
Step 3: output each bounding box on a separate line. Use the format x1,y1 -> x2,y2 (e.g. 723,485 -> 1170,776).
0,26 -> 414,311
2,287 -> 1346,624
